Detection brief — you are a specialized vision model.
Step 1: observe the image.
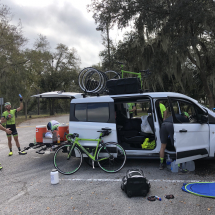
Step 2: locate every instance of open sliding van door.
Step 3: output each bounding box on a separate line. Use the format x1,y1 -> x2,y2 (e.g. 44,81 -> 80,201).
168,97 -> 209,164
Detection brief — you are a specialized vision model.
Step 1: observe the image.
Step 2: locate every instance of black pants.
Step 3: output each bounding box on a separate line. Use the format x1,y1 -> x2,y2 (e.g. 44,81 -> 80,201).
160,122 -> 174,145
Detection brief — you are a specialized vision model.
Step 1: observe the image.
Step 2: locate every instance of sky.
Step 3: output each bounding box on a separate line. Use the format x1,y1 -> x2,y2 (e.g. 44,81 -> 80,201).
1,0 -> 126,69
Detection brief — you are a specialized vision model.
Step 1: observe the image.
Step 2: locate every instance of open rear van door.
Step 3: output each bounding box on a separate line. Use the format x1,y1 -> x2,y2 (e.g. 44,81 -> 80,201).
31,91 -> 83,99
168,97 -> 209,164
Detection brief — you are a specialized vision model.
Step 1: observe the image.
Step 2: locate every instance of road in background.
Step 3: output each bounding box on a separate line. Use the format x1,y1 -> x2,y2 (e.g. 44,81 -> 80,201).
0,115 -> 214,214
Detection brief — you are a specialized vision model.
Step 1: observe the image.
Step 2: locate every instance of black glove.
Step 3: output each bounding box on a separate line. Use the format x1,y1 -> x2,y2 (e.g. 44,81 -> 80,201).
20,98 -> 23,102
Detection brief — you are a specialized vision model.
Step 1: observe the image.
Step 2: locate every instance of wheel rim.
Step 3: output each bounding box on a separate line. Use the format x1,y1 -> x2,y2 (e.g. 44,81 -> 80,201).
54,145 -> 82,175
97,143 -> 126,173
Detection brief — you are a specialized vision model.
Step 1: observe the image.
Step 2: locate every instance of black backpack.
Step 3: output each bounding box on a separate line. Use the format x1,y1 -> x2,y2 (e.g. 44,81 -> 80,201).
121,169 -> 150,198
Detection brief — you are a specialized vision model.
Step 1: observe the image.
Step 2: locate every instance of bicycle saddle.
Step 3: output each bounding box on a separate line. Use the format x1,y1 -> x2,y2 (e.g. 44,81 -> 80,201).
102,128 -> 112,131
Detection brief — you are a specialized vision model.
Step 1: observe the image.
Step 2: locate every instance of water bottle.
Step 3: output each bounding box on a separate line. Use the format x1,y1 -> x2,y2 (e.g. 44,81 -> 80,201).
185,161 -> 195,171
171,160 -> 178,172
57,134 -> 60,144
50,169 -> 59,184
166,154 -> 172,170
155,196 -> 162,201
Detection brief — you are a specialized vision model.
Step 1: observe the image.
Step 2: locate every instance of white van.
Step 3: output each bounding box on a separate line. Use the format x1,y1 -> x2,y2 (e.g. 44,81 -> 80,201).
34,91 -> 215,165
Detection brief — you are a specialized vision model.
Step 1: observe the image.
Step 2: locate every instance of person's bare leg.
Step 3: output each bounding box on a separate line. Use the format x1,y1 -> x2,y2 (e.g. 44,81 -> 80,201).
159,143 -> 167,169
14,135 -> 20,148
8,136 -> 13,156
14,135 -> 27,155
8,136 -> 12,149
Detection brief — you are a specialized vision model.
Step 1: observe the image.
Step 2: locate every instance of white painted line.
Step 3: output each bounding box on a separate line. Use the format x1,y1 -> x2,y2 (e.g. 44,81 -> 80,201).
60,178 -> 215,183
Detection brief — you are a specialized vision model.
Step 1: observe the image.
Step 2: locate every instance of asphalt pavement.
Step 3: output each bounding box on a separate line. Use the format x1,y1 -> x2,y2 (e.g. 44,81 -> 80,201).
0,115 -> 214,215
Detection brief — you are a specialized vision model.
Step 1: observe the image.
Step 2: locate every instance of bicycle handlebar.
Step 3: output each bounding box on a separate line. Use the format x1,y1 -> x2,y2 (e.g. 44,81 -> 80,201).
66,133 -> 79,140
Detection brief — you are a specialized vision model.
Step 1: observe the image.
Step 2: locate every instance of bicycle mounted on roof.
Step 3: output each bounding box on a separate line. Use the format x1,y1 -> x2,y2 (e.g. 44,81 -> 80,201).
78,62 -> 151,94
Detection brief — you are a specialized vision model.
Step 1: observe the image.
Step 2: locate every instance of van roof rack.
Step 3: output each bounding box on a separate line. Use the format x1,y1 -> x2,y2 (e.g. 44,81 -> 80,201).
82,91 -> 100,97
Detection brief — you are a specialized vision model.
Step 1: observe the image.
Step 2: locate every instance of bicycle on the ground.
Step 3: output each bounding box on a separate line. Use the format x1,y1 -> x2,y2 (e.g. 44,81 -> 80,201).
53,128 -> 126,175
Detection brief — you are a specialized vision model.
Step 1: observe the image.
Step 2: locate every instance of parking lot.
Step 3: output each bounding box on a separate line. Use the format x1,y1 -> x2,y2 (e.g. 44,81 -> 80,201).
0,115 -> 215,215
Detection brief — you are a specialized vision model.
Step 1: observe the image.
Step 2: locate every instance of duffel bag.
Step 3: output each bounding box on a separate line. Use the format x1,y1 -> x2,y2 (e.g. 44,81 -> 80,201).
121,169 -> 150,198
106,78 -> 141,95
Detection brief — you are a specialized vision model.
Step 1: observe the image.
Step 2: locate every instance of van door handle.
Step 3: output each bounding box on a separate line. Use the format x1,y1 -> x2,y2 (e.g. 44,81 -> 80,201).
179,129 -> 187,132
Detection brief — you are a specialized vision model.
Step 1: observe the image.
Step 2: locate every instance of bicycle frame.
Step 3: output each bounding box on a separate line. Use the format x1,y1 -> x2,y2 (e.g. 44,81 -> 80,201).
120,64 -> 142,88
68,133 -> 109,162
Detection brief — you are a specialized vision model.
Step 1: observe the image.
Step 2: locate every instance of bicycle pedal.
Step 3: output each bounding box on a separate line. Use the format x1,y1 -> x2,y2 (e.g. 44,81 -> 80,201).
36,151 -> 45,154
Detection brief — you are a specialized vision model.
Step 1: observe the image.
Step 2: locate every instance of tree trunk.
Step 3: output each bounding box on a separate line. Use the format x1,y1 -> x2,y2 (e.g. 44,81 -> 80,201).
25,101 -> 27,120
199,70 -> 214,108
37,97 -> 40,115
49,99 -> 55,115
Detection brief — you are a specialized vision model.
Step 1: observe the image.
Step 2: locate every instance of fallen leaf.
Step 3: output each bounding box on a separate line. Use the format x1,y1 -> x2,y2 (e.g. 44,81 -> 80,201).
208,208 -> 211,211
47,207 -> 50,210
73,207 -> 75,209
74,210 -> 77,212
71,197 -> 73,200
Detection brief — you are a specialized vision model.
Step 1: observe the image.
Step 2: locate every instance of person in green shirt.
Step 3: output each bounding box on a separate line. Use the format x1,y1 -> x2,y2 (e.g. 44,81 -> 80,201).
127,103 -> 136,118
159,102 -> 167,121
0,122 -> 12,169
1,96 -> 26,156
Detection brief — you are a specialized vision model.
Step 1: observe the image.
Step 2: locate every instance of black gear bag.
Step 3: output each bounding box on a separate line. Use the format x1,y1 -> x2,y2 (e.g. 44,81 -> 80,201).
106,78 -> 141,95
121,169 -> 150,198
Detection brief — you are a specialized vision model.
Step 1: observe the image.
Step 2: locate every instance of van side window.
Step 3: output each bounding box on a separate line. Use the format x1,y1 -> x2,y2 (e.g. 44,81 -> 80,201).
171,99 -> 205,123
88,103 -> 109,122
75,103 -> 109,122
75,104 -> 87,121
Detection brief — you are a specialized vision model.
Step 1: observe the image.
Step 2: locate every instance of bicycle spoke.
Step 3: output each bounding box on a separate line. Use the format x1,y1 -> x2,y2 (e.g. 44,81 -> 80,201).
97,143 -> 126,173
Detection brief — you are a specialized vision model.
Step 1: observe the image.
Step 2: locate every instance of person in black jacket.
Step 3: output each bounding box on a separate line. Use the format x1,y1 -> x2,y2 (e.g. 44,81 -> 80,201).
159,112 -> 190,173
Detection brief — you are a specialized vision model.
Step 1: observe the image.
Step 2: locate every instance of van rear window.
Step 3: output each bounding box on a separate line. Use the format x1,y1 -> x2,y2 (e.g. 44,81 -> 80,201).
75,103 -> 109,122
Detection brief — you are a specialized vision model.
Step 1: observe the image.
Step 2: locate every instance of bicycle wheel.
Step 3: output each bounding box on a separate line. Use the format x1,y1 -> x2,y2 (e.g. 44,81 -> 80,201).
53,144 -> 82,175
105,70 -> 121,80
84,69 -> 103,93
97,143 -> 126,173
78,67 -> 92,91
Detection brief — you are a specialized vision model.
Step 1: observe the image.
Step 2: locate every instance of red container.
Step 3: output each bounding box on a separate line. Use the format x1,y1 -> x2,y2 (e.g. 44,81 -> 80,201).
36,125 -> 47,143
58,124 -> 69,141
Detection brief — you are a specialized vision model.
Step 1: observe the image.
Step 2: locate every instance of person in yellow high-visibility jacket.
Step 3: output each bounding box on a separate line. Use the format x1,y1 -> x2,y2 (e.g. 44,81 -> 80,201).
127,103 -> 136,118
159,102 -> 167,121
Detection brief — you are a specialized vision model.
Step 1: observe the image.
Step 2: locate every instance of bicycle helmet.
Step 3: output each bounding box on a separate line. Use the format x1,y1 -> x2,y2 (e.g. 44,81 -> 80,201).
4,102 -> 11,107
